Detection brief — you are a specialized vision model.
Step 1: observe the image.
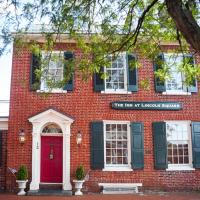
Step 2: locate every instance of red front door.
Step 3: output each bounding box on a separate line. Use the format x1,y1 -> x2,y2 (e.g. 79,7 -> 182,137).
41,136 -> 63,183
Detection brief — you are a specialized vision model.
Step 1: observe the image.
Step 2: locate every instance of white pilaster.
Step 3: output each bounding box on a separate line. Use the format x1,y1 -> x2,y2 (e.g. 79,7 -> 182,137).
63,124 -> 72,190
30,125 -> 40,190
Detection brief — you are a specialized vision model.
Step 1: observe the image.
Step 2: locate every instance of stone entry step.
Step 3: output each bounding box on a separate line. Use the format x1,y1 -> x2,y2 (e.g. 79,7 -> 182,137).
99,183 -> 142,194
27,189 -> 72,196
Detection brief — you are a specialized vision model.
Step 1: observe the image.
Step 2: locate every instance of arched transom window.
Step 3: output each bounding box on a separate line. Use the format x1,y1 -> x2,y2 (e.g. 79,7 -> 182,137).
42,123 -> 62,134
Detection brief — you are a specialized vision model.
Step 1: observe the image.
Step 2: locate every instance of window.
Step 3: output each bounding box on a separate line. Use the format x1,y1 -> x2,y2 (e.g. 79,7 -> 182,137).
104,121 -> 131,170
42,123 -> 62,134
40,51 -> 64,92
166,121 -> 193,170
164,53 -> 194,94
105,53 -> 127,92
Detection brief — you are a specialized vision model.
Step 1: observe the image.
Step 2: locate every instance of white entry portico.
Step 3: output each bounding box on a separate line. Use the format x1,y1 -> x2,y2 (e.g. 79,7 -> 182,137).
28,108 -> 74,192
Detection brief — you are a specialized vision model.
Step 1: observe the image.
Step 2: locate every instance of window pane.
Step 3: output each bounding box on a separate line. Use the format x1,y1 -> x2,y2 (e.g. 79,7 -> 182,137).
112,157 -> 117,164
179,156 -> 183,164
106,141 -> 111,148
123,157 -> 128,164
106,132 -> 112,140
117,132 -> 123,140
112,132 -> 116,139
117,141 -> 123,148
117,124 -> 122,131
123,149 -> 128,157
111,124 -> 116,131
106,124 -> 111,131
184,156 -> 189,164
117,157 -> 123,164
122,141 -> 127,148
106,157 -> 111,164
112,141 -> 116,148
168,156 -> 172,164
173,156 -> 178,164
117,149 -> 122,156
122,132 -> 127,140
122,124 -> 127,131
106,149 -> 111,156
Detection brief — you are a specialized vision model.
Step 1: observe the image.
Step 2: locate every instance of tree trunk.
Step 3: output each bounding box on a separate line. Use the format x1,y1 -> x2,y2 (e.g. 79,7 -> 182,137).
165,0 -> 200,53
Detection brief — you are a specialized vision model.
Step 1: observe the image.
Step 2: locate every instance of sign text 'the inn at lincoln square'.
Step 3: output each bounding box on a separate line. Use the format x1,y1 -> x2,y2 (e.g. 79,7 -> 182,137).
111,101 -> 182,110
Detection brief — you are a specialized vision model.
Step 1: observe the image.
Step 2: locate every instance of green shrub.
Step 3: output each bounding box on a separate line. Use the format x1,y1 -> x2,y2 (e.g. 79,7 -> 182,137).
75,165 -> 85,180
17,165 -> 28,180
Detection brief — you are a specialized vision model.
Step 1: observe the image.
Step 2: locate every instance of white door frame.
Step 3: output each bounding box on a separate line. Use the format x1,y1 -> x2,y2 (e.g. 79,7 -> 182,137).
28,109 -> 74,191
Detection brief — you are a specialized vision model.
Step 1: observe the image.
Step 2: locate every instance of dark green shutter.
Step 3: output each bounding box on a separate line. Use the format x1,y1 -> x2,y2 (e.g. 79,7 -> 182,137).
127,54 -> 138,92
63,52 -> 74,91
185,55 -> 198,93
0,131 -> 2,167
94,67 -> 105,91
131,122 -> 144,169
153,54 -> 166,92
91,122 -> 104,169
153,122 -> 167,169
30,53 -> 41,90
192,122 -> 200,168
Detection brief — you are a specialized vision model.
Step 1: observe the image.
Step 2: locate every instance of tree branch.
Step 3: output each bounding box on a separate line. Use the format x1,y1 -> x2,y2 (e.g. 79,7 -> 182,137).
166,0 -> 200,53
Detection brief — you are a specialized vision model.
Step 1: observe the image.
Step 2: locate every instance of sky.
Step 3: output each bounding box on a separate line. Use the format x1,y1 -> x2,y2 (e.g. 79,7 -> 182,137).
0,44 -> 12,116
0,44 -> 12,100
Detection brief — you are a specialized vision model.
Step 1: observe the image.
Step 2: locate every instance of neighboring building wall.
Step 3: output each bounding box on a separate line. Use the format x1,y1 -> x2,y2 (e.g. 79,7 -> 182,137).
7,43 -> 200,192
0,130 -> 7,191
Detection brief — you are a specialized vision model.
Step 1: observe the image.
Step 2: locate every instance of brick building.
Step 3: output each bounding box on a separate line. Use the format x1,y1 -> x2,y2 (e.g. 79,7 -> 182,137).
6,33 -> 200,194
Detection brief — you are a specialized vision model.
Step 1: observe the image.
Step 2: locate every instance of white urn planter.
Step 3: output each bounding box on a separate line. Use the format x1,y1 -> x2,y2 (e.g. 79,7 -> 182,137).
73,180 -> 85,195
16,180 -> 28,195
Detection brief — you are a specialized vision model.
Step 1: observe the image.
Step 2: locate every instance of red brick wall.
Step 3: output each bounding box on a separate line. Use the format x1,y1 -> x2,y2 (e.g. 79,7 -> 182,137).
7,43 -> 200,192
0,130 -> 7,191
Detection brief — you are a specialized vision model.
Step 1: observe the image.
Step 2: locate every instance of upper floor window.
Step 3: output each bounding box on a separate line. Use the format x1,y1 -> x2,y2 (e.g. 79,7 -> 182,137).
105,53 -> 127,92
165,54 -> 188,93
40,52 -> 64,92
94,52 -> 138,94
154,53 -> 198,95
30,51 -> 74,93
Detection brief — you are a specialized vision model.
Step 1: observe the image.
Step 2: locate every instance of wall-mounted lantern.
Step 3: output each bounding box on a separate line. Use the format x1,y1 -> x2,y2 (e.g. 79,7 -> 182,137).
19,129 -> 26,144
76,131 -> 82,145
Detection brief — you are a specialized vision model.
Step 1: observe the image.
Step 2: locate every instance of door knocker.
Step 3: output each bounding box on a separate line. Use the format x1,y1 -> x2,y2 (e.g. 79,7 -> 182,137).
49,145 -> 54,160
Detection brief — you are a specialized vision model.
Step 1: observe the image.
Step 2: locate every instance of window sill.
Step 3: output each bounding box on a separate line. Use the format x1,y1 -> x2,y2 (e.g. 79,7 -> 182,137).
103,167 -> 133,171
101,91 -> 131,94
166,166 -> 195,171
162,91 -> 191,95
37,89 -> 67,94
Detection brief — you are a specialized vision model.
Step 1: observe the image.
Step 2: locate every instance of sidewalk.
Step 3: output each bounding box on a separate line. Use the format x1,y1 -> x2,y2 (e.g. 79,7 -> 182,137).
0,192 -> 200,200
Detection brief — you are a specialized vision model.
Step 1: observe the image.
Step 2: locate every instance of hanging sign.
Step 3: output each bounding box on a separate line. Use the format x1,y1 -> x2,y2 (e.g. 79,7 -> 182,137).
111,101 -> 182,110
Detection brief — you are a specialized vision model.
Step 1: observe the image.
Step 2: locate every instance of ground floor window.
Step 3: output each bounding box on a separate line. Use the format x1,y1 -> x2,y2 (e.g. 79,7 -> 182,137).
166,121 -> 193,170
104,121 -> 131,170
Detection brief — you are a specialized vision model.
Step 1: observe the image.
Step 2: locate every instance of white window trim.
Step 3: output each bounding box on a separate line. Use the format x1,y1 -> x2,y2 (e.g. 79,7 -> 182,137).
162,53 -> 193,96
162,91 -> 191,95
165,120 -> 194,171
101,91 -> 131,94
39,51 -> 65,93
37,89 -> 67,93
103,120 -> 132,171
104,52 -> 128,94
